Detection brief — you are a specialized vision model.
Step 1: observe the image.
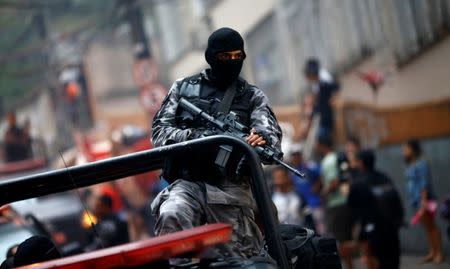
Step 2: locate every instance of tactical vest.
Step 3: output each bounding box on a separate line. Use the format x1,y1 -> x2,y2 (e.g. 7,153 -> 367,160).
165,73 -> 253,183
176,73 -> 252,129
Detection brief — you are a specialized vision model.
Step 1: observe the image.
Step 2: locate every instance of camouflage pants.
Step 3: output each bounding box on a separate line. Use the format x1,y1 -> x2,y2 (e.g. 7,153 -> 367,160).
151,179 -> 263,258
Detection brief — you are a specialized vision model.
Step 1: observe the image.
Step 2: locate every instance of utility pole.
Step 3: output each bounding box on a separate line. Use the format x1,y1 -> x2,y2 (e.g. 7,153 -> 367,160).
33,8 -> 69,152
120,0 -> 167,125
124,0 -> 151,60
34,10 -> 47,40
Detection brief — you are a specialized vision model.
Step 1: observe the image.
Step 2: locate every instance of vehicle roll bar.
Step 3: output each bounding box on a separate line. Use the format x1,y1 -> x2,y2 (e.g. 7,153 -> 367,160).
0,135 -> 290,268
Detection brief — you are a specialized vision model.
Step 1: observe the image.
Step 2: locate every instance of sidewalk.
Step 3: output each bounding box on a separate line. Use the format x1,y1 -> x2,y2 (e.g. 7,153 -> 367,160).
353,256 -> 448,269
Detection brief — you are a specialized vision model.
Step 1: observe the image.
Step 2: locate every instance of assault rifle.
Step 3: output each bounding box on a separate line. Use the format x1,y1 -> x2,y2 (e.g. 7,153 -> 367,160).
179,97 -> 305,178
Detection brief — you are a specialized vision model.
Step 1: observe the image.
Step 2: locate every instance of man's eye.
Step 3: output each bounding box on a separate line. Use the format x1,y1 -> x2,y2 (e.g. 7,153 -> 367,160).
217,53 -> 229,60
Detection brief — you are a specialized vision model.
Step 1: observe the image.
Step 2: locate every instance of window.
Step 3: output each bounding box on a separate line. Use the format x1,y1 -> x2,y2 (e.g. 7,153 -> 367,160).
154,0 -> 189,62
246,14 -> 290,105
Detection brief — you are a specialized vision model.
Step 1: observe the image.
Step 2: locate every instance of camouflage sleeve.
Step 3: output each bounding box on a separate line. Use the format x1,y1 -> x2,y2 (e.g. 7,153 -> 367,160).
151,80 -> 191,147
249,87 -> 282,152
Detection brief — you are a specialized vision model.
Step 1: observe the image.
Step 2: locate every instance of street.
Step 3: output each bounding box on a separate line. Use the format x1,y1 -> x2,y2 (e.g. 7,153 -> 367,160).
353,256 -> 449,269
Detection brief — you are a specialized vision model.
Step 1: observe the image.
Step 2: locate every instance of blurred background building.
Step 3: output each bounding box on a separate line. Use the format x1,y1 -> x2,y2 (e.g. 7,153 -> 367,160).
1,0 -> 450,261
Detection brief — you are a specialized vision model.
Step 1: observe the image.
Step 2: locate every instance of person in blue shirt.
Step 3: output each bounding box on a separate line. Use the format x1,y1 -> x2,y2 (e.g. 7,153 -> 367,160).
403,140 -> 443,264
289,144 -> 325,235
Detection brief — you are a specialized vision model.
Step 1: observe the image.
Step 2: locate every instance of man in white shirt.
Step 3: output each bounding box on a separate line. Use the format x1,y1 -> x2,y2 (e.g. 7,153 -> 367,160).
271,166 -> 302,225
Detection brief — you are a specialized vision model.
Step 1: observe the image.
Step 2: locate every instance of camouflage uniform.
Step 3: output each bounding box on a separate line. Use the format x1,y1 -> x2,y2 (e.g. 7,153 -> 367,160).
151,70 -> 282,258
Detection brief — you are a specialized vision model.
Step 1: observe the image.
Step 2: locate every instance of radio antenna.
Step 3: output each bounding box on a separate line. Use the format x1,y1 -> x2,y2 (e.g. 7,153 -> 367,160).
58,150 -> 104,249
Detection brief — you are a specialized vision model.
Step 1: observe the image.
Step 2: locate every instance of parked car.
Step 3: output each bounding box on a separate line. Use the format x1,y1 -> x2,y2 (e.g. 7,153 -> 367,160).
11,193 -> 86,255
0,138 -> 87,256
0,206 -> 40,260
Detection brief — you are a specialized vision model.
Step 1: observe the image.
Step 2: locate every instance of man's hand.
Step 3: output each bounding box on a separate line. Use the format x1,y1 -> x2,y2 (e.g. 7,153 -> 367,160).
245,128 -> 266,147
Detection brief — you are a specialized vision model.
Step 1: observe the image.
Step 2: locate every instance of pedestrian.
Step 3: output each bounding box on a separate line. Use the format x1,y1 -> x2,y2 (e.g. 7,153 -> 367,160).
289,144 -> 325,234
303,58 -> 339,141
317,136 -> 354,269
403,140 -> 443,264
86,194 -> 129,250
151,27 -> 282,258
3,111 -> 32,162
271,166 -> 302,225
337,137 -> 361,185
128,209 -> 151,241
348,150 -> 403,269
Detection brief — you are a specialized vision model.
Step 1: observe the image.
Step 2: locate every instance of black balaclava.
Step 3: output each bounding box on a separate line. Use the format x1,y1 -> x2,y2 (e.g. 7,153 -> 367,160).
205,27 -> 246,88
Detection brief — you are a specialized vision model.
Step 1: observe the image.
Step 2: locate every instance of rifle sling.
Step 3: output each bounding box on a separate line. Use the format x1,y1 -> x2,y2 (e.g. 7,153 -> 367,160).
215,81 -> 237,114
213,81 -> 237,172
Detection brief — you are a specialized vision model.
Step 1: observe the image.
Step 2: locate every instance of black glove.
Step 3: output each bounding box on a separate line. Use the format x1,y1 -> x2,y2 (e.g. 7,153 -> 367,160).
188,128 -> 216,140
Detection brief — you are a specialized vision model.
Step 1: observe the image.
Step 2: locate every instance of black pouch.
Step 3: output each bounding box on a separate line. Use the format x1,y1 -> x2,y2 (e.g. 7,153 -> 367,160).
161,142 -> 222,184
160,139 -> 185,184
279,224 -> 342,269
161,154 -> 182,184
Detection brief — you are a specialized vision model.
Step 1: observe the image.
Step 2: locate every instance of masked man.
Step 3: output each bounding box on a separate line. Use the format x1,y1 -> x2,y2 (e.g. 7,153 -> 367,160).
151,28 -> 282,258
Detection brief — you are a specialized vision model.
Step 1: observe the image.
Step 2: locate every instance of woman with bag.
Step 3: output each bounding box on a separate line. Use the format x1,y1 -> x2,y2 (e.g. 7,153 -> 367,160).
403,140 -> 443,264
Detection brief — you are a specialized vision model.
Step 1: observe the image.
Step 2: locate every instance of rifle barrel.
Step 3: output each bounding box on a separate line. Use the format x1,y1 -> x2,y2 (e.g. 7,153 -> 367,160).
273,157 -> 306,178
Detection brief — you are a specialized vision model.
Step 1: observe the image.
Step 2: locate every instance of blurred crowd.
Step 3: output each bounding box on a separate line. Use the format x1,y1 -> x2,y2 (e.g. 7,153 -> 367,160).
269,59 -> 449,269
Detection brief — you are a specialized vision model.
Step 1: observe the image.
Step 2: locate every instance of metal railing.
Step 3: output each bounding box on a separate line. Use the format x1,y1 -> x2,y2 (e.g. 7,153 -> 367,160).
0,135 -> 291,268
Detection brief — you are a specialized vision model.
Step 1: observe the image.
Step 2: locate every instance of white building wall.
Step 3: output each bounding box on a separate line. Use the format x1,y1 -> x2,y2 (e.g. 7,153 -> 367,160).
85,41 -> 136,99
168,0 -> 277,82
209,0 -> 276,35
153,0 -> 450,106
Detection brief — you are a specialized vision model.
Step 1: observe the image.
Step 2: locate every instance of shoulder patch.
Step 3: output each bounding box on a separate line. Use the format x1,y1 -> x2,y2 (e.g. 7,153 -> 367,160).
179,73 -> 202,97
